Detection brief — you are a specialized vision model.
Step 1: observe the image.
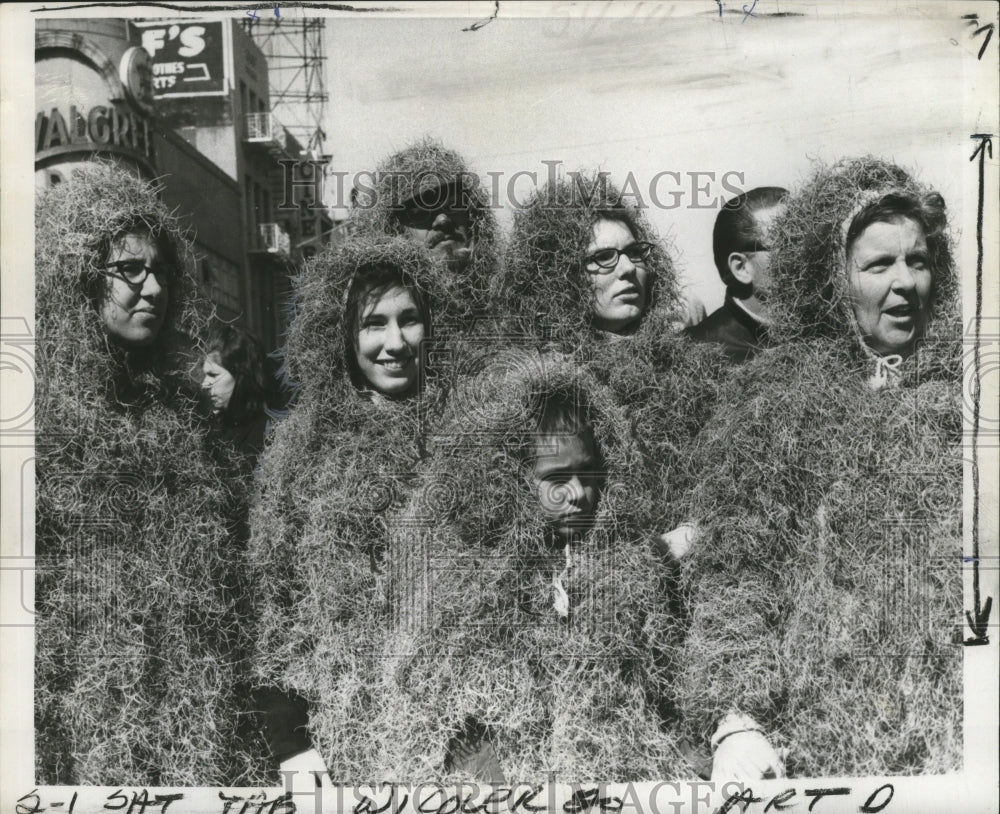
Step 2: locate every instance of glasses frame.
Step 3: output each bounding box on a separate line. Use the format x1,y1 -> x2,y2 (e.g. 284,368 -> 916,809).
583,241 -> 655,273
102,260 -> 174,290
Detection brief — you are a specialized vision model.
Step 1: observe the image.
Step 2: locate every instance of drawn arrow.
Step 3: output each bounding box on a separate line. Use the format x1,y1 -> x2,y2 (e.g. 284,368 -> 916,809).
964,133 -> 993,646
463,0 -> 499,32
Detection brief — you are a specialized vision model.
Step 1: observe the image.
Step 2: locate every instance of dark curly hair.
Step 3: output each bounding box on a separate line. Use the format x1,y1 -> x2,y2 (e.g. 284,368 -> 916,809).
496,173 -> 681,351
342,264 -> 431,396
205,324 -> 280,425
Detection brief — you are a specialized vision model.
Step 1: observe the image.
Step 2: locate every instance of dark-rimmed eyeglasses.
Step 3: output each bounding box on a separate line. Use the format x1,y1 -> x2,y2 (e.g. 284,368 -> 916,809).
103,260 -> 173,288
584,242 -> 655,272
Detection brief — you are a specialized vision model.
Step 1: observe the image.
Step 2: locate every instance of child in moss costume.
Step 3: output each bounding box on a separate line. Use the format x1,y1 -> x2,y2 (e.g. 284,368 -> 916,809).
34,162 -> 263,784
674,157 -> 963,780
306,359 -> 692,782
492,175 -> 731,551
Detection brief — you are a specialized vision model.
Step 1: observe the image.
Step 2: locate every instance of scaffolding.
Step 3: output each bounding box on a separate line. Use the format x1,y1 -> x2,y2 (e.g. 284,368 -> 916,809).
243,15 -> 329,157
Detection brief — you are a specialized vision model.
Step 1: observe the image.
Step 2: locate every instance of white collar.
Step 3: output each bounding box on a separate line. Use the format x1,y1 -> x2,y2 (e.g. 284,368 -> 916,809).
729,295 -> 772,327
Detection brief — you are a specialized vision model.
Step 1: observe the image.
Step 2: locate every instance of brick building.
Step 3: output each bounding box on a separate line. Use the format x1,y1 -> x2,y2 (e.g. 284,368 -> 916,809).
35,17 -> 332,351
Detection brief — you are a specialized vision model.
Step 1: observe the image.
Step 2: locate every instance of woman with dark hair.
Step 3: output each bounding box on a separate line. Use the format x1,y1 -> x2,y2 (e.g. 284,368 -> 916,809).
496,174 -> 680,347
249,236 -> 465,779
201,324 -> 281,466
674,157 -> 962,780
341,263 -> 431,398
494,173 -> 731,566
34,162 -> 264,784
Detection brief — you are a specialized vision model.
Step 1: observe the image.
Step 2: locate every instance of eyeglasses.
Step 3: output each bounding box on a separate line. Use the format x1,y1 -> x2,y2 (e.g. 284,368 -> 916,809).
103,260 -> 173,288
584,242 -> 655,272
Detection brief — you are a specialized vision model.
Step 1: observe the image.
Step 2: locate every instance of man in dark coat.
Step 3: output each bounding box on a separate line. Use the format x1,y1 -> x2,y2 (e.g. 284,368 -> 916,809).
685,186 -> 787,362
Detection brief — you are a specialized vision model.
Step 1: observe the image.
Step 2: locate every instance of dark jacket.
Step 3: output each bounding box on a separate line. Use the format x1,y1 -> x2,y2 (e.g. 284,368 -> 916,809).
684,295 -> 768,363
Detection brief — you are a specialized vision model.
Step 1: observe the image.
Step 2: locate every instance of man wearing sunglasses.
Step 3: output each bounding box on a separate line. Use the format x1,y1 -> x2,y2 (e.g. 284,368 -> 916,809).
396,177 -> 476,271
686,186 -> 787,362
352,140 -> 498,295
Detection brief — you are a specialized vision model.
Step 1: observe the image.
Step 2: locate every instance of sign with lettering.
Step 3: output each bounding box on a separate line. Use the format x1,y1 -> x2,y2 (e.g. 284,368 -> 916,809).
130,20 -> 229,98
35,104 -> 154,167
119,46 -> 155,114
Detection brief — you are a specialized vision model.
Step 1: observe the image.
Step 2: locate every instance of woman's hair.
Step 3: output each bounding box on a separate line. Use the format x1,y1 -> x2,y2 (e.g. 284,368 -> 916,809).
80,214 -> 185,340
206,324 -> 279,424
36,161 -> 203,384
498,174 -> 679,349
766,156 -> 956,348
845,191 -> 950,295
588,207 -> 644,254
343,263 -> 431,395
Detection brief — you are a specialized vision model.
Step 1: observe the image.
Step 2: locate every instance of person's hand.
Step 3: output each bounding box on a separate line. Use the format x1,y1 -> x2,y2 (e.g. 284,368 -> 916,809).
279,747 -> 334,794
711,729 -> 785,782
658,522 -> 699,560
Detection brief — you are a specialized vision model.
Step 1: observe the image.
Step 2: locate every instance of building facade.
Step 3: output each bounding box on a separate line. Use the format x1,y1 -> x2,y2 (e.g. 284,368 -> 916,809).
35,17 -> 331,351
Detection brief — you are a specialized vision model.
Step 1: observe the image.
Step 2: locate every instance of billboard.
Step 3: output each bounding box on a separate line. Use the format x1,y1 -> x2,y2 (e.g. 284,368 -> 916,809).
129,20 -> 230,98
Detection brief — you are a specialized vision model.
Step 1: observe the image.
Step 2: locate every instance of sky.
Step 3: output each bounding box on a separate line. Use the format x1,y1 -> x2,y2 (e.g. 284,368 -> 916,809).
319,0 -> 991,310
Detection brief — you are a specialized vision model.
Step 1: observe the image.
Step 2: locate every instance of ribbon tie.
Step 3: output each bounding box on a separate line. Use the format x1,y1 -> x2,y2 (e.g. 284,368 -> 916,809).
868,354 -> 903,391
552,544 -> 572,618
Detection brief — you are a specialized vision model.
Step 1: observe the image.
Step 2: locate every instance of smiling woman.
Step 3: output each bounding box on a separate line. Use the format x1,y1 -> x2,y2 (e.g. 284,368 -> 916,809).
345,266 -> 429,398
276,237 -> 450,406
248,236 -> 469,777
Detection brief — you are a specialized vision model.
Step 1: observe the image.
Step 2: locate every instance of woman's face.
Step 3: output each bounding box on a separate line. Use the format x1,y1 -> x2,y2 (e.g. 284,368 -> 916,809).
100,231 -> 170,347
846,216 -> 932,358
355,285 -> 425,396
201,351 -> 236,415
584,218 -> 650,334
